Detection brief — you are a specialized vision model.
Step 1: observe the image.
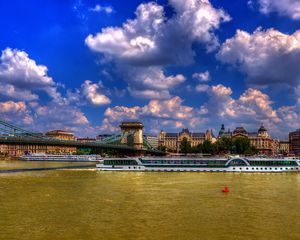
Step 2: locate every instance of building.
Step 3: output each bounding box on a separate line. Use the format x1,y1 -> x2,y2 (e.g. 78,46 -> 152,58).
96,134 -> 113,142
289,129 -> 300,155
279,141 -> 290,155
77,137 -> 96,143
218,124 -> 279,155
159,128 -> 215,152
46,130 -> 75,141
0,143 -> 77,156
143,135 -> 159,149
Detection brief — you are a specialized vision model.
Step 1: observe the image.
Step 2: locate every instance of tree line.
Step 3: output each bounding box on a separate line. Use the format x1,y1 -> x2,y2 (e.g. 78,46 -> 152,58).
177,137 -> 259,155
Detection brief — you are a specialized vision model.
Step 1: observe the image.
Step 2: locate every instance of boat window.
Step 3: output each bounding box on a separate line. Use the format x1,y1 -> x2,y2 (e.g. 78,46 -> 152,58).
227,158 -> 248,166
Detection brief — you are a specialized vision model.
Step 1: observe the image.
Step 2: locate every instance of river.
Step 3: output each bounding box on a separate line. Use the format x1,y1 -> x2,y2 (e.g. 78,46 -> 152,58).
0,160 -> 299,240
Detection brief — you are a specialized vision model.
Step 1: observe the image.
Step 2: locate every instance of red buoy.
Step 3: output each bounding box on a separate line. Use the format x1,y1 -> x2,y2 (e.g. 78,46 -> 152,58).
222,186 -> 229,193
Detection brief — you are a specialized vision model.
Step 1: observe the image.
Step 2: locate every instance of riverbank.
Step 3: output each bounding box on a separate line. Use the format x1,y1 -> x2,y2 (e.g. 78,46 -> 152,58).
0,155 -> 18,161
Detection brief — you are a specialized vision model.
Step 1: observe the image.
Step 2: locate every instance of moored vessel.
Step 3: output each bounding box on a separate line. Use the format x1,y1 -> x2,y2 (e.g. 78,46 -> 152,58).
96,156 -> 300,172
20,153 -> 102,162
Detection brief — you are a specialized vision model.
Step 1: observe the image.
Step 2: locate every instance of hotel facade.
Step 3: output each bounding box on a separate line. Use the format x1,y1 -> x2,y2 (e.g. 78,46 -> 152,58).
159,128 -> 215,152
218,124 -> 279,155
159,124 -> 282,155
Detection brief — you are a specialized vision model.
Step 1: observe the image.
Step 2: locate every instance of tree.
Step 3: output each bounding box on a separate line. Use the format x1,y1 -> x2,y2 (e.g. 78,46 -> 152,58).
201,140 -> 215,155
233,137 -> 251,154
215,137 -> 233,154
180,137 -> 192,153
192,144 -> 203,153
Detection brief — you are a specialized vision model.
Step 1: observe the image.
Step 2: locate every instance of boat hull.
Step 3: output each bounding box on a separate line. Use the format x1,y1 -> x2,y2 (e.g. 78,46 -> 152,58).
96,164 -> 300,173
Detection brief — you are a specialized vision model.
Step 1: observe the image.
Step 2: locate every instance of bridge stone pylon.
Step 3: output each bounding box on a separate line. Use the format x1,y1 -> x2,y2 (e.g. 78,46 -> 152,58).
120,121 -> 144,149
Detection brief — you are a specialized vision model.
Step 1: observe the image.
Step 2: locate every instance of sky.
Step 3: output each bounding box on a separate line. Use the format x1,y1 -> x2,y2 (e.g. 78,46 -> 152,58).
1,0 -> 300,139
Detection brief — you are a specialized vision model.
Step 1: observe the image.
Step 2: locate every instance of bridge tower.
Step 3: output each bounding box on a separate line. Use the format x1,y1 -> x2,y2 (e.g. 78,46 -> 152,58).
120,121 -> 144,149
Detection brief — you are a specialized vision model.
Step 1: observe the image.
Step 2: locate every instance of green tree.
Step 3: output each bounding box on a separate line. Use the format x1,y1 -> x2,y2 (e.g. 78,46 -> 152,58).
233,137 -> 251,154
180,137 -> 192,153
201,140 -> 215,155
192,143 -> 203,153
215,137 -> 233,154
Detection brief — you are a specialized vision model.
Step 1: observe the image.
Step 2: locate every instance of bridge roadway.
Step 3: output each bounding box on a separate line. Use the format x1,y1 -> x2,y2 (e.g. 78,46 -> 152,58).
0,136 -> 165,155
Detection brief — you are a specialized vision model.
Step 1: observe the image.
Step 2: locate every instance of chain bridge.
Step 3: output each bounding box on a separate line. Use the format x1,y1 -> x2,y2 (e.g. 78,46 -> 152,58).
0,119 -> 164,156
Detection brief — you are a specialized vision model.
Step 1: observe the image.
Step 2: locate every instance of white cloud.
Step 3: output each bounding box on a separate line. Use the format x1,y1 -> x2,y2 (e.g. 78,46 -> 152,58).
193,71 -> 210,81
90,4 -> 113,14
34,102 -> 89,129
124,67 -> 185,99
0,48 -> 60,101
85,0 -> 230,99
0,48 -> 109,136
217,28 -> 300,88
0,101 -> 33,125
100,96 -> 204,133
99,84 -> 300,138
86,1 -> 230,66
258,0 -> 300,19
81,80 -> 111,106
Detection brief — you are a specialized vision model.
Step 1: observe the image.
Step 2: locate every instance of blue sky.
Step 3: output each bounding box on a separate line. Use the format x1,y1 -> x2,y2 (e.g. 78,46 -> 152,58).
1,0 -> 300,139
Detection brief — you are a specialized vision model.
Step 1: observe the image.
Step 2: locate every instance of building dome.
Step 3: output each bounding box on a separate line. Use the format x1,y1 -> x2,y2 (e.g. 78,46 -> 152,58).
233,127 -> 247,136
218,124 -> 225,136
258,125 -> 267,132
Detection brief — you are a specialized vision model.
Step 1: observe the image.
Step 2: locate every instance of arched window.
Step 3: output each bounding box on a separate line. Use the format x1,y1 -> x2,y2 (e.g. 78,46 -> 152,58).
226,158 -> 249,166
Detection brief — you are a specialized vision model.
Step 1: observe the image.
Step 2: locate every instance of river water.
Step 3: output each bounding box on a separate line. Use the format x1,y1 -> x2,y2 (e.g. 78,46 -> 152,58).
0,160 -> 299,240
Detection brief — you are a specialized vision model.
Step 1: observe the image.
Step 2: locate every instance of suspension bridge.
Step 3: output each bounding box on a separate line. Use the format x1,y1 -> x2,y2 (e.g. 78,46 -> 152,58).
0,119 -> 165,156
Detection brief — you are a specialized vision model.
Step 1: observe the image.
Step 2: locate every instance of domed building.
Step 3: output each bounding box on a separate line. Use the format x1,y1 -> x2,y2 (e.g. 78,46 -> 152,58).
257,125 -> 269,138
233,127 -> 248,137
217,124 -> 279,155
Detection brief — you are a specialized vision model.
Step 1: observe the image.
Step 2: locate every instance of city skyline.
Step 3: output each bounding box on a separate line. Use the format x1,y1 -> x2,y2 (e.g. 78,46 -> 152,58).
1,0 -> 300,138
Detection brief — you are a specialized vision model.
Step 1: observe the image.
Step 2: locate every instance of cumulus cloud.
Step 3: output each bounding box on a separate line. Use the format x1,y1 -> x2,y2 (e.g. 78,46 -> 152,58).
99,84 -> 300,138
0,48 -> 60,101
34,101 -> 89,130
81,80 -> 111,105
193,71 -> 210,81
86,0 -> 229,66
124,67 -> 185,99
201,84 -> 284,135
0,48 -> 107,135
0,101 -> 33,125
217,28 -> 300,88
100,96 -> 203,133
258,0 -> 300,19
86,0 -> 230,99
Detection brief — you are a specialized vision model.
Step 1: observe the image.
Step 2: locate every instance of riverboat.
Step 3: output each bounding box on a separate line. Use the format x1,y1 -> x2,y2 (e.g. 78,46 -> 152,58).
20,154 -> 102,162
96,157 -> 300,172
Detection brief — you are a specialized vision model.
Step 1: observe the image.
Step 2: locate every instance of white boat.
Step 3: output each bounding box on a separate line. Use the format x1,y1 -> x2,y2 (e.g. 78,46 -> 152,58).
20,153 -> 102,162
96,156 -> 300,172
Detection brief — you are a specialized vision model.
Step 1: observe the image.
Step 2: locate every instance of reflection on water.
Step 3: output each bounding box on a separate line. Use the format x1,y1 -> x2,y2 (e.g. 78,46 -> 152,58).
0,160 -> 299,240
